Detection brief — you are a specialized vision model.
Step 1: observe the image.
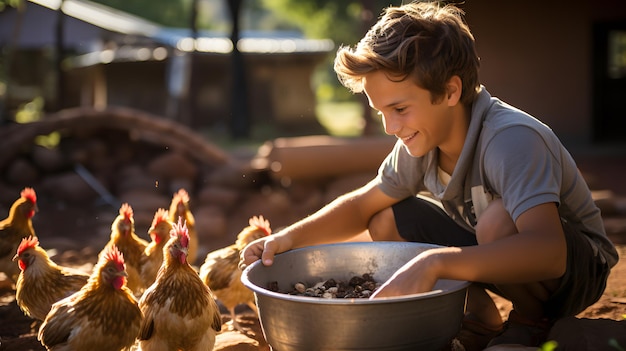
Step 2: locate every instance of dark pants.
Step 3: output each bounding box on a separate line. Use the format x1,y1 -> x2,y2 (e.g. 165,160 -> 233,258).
392,196 -> 610,320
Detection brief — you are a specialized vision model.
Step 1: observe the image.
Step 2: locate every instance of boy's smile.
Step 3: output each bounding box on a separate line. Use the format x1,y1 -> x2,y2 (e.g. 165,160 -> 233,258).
362,71 -> 468,172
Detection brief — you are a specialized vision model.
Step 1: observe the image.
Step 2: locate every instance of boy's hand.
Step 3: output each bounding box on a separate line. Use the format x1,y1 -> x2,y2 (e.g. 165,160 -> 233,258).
370,249 -> 442,299
239,234 -> 291,270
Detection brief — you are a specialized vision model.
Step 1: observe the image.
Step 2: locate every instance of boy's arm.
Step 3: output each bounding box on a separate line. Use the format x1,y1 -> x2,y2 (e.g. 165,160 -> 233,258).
372,202 -> 567,297
241,180 -> 400,267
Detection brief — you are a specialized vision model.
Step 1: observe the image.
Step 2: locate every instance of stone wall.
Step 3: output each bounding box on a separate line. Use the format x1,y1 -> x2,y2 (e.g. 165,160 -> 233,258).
0,107 -> 390,265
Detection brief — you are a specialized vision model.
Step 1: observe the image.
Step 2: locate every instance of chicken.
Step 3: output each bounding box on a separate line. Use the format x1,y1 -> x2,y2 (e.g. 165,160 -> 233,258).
138,218 -> 222,351
0,187 -> 38,282
14,236 -> 89,321
100,203 -> 148,295
168,189 -> 198,265
139,208 -> 172,289
199,215 -> 271,334
38,245 -> 142,351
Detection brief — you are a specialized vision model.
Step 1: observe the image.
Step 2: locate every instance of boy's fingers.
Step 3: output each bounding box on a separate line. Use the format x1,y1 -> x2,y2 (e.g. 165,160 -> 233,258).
260,240 -> 277,266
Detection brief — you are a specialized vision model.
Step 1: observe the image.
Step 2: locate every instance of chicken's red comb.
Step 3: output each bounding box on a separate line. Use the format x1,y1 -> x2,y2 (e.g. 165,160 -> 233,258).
119,203 -> 133,220
173,189 -> 189,204
171,217 -> 190,248
249,215 -> 271,236
20,187 -> 37,203
17,236 -> 39,256
103,245 -> 125,271
151,208 -> 169,227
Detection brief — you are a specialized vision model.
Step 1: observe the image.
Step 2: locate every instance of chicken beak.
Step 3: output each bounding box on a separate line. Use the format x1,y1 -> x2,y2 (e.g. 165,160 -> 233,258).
117,270 -> 128,277
12,253 -> 18,261
179,247 -> 189,264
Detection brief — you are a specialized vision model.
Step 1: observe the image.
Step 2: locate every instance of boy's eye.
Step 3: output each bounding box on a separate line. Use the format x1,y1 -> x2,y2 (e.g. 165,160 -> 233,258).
396,107 -> 406,113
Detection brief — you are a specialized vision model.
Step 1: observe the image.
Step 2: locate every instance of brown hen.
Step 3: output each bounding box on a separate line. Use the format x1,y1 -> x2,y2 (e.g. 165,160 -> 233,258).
138,218 -> 222,351
100,203 -> 148,296
14,236 -> 89,321
139,208 -> 172,289
0,187 -> 38,282
38,245 -> 142,351
199,215 -> 271,334
168,189 -> 198,265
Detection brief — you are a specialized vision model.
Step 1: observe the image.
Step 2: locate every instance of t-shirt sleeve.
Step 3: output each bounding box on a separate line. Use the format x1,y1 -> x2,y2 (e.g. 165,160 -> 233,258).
482,126 -> 562,221
375,140 -> 427,199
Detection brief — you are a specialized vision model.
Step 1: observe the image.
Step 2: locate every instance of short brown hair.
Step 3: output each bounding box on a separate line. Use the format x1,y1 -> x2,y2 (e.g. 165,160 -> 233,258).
334,1 -> 480,106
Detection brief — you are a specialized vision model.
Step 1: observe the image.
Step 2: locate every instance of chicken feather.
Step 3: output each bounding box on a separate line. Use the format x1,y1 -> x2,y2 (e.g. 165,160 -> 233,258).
138,217 -> 221,351
168,189 -> 198,265
0,187 -> 38,282
139,208 -> 173,289
14,236 -> 89,321
100,203 -> 148,295
38,245 -> 142,351
199,215 -> 271,334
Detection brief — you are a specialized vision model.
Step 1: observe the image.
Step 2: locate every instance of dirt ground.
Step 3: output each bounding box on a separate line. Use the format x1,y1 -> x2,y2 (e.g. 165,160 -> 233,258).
0,155 -> 625,350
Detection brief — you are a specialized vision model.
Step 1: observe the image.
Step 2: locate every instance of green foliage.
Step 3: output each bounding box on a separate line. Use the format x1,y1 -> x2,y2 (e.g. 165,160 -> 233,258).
0,0 -> 21,11
15,96 -> 44,123
90,0 -> 192,27
260,0 -> 402,45
539,340 -> 558,351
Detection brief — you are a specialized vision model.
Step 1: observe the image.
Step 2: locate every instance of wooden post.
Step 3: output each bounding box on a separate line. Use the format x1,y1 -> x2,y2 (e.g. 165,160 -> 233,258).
254,135 -> 396,181
226,0 -> 250,139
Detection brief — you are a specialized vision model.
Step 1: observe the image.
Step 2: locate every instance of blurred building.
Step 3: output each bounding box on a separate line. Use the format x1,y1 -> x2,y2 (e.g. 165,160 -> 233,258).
463,0 -> 626,148
1,0 -> 626,147
0,0 -> 334,132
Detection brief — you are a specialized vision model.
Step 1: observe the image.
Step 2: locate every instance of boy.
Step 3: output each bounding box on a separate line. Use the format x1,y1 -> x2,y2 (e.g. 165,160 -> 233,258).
240,2 -> 618,349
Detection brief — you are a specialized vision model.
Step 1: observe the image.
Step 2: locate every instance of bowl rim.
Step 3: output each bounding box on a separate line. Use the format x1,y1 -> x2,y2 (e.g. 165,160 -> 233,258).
241,242 -> 471,305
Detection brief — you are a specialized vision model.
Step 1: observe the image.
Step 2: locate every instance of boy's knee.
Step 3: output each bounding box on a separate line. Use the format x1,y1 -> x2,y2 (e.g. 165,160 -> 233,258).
368,207 -> 403,241
475,199 -> 517,244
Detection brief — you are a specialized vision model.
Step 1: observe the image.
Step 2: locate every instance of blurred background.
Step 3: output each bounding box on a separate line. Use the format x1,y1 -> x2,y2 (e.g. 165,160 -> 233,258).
0,0 -> 401,142
0,0 -> 624,245
1,0 -> 626,146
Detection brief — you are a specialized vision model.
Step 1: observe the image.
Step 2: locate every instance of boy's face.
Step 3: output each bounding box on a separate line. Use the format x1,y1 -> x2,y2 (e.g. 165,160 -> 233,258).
363,71 -> 459,158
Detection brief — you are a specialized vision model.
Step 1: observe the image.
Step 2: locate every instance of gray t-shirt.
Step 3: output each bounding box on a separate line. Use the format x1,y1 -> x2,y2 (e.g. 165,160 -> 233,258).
375,86 -> 618,268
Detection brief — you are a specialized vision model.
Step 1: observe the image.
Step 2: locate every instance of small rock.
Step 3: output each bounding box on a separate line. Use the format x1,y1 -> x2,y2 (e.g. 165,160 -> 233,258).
197,185 -> 241,212
116,165 -> 159,193
32,145 -> 67,172
214,331 -> 259,351
148,151 -> 198,182
5,158 -> 39,186
39,172 -> 97,203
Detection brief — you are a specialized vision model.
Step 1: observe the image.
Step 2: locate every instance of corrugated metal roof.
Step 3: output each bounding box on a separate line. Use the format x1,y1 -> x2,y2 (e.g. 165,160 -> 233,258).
17,0 -> 334,55
29,0 -> 161,36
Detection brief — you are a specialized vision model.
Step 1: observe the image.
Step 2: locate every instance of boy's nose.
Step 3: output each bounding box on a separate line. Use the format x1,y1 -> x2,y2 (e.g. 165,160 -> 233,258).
382,114 -> 401,135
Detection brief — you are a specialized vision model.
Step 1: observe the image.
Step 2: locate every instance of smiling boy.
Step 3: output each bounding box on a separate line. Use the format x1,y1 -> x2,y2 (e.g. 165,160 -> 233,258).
240,2 -> 619,349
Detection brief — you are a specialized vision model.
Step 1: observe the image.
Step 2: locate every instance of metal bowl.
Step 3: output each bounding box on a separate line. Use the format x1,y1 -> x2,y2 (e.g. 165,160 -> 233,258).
241,241 -> 469,351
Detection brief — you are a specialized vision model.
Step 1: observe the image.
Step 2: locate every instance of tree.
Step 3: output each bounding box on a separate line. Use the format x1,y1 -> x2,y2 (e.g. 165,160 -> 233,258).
260,0 -> 402,46
0,0 -> 20,11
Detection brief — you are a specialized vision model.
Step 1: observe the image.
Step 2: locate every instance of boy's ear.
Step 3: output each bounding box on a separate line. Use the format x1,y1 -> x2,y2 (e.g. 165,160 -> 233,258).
446,75 -> 462,106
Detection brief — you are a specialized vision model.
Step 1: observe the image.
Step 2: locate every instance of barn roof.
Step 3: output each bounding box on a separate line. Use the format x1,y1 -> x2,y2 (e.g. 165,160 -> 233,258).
29,0 -> 161,37
1,0 -> 333,55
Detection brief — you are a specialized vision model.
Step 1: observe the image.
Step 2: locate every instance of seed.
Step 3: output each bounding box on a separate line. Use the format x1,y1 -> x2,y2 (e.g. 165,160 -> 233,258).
270,273 -> 379,298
